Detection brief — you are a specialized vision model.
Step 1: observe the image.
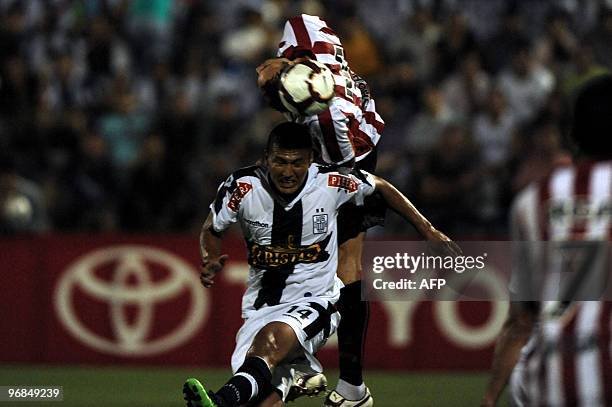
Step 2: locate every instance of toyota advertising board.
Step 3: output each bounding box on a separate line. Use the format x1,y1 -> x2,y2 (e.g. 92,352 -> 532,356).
0,235 -> 502,370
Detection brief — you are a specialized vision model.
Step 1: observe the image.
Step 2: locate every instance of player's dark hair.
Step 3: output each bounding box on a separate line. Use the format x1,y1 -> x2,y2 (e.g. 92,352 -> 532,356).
266,122 -> 313,152
570,73 -> 612,159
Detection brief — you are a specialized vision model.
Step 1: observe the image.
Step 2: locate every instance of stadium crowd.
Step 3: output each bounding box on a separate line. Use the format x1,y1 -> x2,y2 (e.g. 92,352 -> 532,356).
0,0 -> 609,236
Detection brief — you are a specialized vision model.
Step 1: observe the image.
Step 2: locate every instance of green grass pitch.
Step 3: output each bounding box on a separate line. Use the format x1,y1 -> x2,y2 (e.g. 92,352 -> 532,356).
0,365 -> 496,406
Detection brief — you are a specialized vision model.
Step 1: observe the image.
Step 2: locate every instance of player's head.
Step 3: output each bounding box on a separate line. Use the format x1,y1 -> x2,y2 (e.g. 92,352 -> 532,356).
570,73 -> 612,159
265,122 -> 313,194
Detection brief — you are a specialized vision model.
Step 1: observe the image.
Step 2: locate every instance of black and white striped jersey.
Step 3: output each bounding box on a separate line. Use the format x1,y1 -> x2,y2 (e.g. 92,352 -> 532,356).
210,164 -> 376,317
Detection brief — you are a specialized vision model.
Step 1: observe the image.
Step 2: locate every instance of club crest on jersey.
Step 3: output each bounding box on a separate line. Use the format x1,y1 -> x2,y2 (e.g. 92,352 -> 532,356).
328,174 -> 358,192
312,214 -> 328,234
248,234 -> 332,269
227,182 -> 253,212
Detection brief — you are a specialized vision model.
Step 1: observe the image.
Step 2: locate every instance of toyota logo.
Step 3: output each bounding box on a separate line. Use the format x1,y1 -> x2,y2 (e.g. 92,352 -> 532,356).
54,245 -> 208,356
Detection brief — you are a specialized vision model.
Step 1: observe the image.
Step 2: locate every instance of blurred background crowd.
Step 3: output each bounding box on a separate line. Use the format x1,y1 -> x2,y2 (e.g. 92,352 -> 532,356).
0,0 -> 609,236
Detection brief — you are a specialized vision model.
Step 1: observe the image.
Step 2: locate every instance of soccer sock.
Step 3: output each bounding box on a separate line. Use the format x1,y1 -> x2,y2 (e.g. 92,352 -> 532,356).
215,356 -> 272,406
336,378 -> 367,401
337,280 -> 369,388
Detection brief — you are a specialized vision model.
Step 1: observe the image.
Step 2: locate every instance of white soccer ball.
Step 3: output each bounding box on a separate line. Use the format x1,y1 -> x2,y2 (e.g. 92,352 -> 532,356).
278,60 -> 335,116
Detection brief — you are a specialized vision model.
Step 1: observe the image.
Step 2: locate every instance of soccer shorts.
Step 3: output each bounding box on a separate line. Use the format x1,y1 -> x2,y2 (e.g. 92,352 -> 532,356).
509,335 -> 536,407
231,298 -> 340,400
338,147 -> 386,244
510,356 -> 528,407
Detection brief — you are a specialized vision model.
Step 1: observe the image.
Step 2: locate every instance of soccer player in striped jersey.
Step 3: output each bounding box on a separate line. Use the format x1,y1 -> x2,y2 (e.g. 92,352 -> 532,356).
481,74 -> 612,406
256,14 -> 388,406
184,122 -> 457,407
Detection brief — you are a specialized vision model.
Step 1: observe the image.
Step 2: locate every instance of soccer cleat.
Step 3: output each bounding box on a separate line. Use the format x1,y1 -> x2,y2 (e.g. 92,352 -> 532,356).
323,387 -> 373,407
285,371 -> 328,402
183,378 -> 221,407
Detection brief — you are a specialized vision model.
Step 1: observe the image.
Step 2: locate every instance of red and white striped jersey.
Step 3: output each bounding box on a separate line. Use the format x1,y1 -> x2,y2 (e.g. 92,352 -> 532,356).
510,160 -> 612,406
512,302 -> 612,406
511,160 -> 612,242
277,14 -> 384,166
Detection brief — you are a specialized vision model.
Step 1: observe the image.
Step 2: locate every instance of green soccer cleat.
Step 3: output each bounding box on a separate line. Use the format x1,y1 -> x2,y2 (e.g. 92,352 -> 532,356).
183,378 -> 220,407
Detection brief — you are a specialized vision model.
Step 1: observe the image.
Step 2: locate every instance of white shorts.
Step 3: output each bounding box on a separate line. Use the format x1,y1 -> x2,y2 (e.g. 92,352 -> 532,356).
510,357 -> 528,407
510,335 -> 536,407
230,298 -> 340,401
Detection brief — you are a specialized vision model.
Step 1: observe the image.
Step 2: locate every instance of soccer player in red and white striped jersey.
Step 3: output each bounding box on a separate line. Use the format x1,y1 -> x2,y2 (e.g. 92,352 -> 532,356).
258,14 -> 384,167
256,14 -> 387,406
482,74 -> 612,407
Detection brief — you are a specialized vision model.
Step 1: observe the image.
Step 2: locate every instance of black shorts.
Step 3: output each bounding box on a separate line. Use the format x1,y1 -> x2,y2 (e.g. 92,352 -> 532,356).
337,148 -> 386,245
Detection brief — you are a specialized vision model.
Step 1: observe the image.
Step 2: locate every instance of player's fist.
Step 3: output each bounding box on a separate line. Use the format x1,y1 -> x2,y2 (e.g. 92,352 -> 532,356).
200,254 -> 229,288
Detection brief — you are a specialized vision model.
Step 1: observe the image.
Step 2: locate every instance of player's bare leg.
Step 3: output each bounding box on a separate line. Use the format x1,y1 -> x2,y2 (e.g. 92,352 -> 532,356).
328,232 -> 373,405
337,232 -> 365,284
185,322 -> 300,407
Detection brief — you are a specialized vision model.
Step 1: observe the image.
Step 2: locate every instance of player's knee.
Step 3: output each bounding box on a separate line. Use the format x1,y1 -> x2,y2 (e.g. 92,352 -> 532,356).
247,322 -> 298,367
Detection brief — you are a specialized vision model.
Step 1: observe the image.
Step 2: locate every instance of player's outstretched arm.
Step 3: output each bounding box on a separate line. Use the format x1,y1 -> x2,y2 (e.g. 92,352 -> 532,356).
199,212 -> 229,288
481,303 -> 536,406
372,175 -> 461,254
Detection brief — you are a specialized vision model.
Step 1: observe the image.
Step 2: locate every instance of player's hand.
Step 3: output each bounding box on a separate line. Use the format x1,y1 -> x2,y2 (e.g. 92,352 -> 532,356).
424,227 -> 462,257
256,58 -> 292,88
256,57 -> 310,88
200,254 -> 229,288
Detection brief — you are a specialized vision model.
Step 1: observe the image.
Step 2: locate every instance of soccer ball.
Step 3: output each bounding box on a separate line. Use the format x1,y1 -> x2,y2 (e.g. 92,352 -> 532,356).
278,60 -> 335,116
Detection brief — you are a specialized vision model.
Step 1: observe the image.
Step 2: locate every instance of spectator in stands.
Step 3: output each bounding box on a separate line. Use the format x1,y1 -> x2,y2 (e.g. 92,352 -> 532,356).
386,7 -> 440,83
484,7 -> 526,73
121,133 -> 198,231
442,51 -> 490,120
414,124 -> 481,234
405,85 -> 457,158
98,74 -> 151,171
434,11 -> 477,80
497,39 -> 555,125
473,88 -> 516,171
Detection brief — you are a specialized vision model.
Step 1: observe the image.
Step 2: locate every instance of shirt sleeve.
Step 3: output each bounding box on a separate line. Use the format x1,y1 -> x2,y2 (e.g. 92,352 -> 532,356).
208,174 -> 246,233
326,169 -> 376,208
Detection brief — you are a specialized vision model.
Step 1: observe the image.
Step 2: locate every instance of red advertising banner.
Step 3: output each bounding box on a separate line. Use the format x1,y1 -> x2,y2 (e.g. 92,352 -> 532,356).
0,235 -> 503,370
